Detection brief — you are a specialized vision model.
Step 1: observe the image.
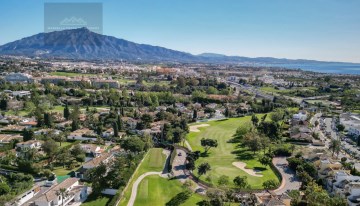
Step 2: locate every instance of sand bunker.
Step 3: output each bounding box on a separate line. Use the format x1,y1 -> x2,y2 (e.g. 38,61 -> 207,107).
189,124 -> 210,132
232,162 -> 263,177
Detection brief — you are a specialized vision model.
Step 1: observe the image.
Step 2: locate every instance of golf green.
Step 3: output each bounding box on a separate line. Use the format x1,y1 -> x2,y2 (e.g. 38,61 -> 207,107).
187,116 -> 280,189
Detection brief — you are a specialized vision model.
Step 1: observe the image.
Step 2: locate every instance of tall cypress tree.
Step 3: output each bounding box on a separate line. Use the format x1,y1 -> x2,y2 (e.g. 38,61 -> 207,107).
113,122 -> 119,137
64,104 -> 70,120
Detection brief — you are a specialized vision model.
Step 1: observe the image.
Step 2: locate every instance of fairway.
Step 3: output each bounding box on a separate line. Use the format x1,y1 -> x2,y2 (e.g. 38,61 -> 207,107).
120,148 -> 204,206
134,175 -> 203,206
187,116 -> 280,189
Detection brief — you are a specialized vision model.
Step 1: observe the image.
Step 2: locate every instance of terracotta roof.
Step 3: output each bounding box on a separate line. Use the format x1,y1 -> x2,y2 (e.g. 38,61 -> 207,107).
83,153 -> 112,168
266,198 -> 285,206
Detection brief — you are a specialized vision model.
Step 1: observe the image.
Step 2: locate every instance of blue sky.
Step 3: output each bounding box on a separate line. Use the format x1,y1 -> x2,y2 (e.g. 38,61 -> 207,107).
0,0 -> 360,62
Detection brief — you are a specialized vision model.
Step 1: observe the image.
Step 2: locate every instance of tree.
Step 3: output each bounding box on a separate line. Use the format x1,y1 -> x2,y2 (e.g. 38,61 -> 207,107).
336,124 -> 345,132
172,127 -> 185,145
42,139 -> 59,162
257,121 -> 280,139
217,175 -> 230,186
198,162 -> 211,178
141,114 -> 153,128
270,109 -> 284,123
262,179 -> 279,189
71,119 -> 80,131
186,160 -> 196,171
193,109 -> 198,120
251,114 -> 259,126
63,104 -> 70,120
0,182 -> 10,195
224,107 -> 231,118
113,122 -> 119,137
121,136 -> 145,152
315,120 -> 319,127
57,150 -> 71,168
259,155 -> 272,168
0,97 -> 8,111
242,131 -> 262,154
53,133 -> 66,147
44,113 -> 54,128
117,115 -> 123,131
200,138 -> 218,153
85,162 -> 110,194
233,176 -> 248,189
329,139 -> 341,157
71,144 -> 85,157
23,129 -> 34,141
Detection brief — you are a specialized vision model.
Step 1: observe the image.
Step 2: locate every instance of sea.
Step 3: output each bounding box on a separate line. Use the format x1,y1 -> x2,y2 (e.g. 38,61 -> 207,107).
263,63 -> 360,75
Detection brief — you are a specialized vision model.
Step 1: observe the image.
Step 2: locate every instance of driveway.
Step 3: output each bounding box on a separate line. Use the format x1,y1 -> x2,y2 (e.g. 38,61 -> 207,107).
272,157 -> 301,194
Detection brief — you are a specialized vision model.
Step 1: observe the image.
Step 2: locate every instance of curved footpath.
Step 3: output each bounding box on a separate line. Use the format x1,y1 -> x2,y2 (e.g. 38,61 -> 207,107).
126,172 -> 161,206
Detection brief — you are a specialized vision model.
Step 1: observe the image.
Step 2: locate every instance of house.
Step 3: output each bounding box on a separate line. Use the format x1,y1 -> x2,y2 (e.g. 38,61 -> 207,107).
19,118 -> 38,127
254,192 -> 291,206
34,129 -> 61,136
289,126 -> 312,142
16,140 -> 42,150
6,185 -> 41,206
67,128 -> 97,141
0,125 -> 26,132
347,183 -> 360,206
329,171 -> 360,196
82,153 -> 113,169
102,128 -> 114,138
292,111 -> 308,122
340,113 -> 360,137
11,90 -> 31,98
121,117 -> 138,130
0,134 -> 23,145
315,159 -> 343,179
5,73 -> 33,84
79,144 -> 103,157
77,153 -> 113,179
33,178 -> 87,206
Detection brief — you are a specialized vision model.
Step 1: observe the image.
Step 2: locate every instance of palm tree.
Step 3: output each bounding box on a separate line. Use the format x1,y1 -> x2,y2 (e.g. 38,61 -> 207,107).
56,188 -> 69,206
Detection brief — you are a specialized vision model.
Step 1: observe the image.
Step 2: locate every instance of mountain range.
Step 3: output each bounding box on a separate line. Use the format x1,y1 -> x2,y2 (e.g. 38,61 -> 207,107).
0,27 -> 358,66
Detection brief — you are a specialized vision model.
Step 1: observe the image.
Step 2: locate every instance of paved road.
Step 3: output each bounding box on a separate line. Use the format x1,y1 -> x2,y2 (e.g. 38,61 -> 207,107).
272,157 -> 301,195
172,149 -> 190,183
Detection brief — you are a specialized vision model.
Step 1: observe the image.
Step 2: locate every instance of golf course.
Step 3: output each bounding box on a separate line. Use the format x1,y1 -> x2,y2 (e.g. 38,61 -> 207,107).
119,148 -> 204,206
187,116 -> 280,189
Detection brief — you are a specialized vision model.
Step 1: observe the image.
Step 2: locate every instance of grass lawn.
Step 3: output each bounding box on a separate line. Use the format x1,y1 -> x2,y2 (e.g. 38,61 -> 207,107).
59,141 -> 73,148
119,148 -> 166,206
119,148 -> 204,206
82,193 -> 113,206
53,165 -> 81,176
187,116 -> 280,189
135,175 -> 203,206
49,72 -> 97,77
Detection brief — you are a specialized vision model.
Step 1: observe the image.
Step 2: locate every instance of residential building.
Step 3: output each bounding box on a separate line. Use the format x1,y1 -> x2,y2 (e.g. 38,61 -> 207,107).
5,73 -> 33,84
0,134 -> 23,145
292,111 -> 308,122
67,128 -> 97,141
33,178 -> 87,206
340,113 -> 360,137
